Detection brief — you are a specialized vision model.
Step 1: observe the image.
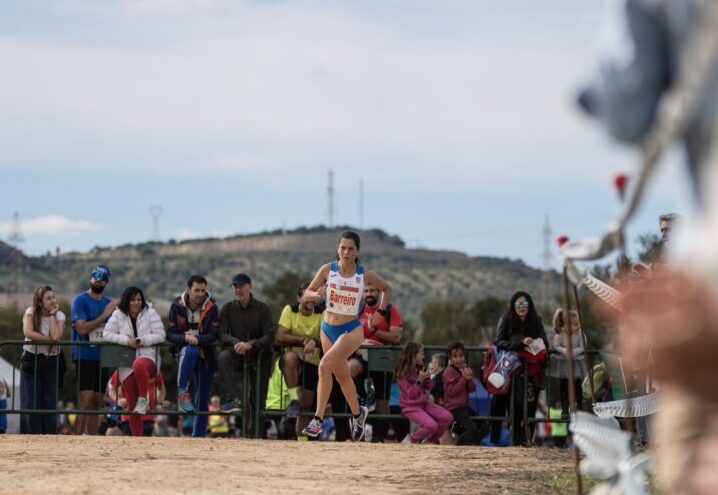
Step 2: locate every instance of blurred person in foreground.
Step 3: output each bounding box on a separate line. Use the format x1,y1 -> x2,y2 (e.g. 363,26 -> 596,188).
579,0 -> 718,492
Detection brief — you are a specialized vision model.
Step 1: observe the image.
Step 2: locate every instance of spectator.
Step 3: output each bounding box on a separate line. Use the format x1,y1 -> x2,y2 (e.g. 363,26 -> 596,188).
104,374 -> 126,436
429,353 -> 447,405
166,275 -> 219,437
490,291 -> 548,446
105,370 -> 166,437
0,378 -> 9,434
103,286 -> 166,436
395,341 -> 452,444
548,400 -> 568,448
429,353 -> 446,379
549,309 -> 587,419
161,400 -> 180,437
387,381 -> 410,442
64,401 -> 77,432
355,282 -> 402,442
217,273 -> 274,436
656,212 -> 681,264
70,265 -> 118,435
208,396 -> 230,438
275,281 -> 322,436
442,342 -> 489,445
20,285 -> 65,434
533,393 -> 552,447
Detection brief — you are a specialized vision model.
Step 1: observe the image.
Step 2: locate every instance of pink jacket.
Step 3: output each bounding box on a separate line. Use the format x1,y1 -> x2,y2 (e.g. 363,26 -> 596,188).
397,374 -> 431,409
442,365 -> 476,411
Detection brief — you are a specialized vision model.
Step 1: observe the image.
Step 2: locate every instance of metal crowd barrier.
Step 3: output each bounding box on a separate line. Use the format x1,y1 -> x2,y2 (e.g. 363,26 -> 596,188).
1,339 -> 622,444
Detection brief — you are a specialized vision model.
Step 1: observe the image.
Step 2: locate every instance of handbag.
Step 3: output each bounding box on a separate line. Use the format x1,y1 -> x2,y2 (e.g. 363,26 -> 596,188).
482,346 -> 522,395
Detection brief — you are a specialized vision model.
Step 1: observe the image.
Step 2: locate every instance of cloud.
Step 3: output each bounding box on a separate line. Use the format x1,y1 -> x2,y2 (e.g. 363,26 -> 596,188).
0,215 -> 104,236
176,228 -> 200,240
0,0 -> 608,189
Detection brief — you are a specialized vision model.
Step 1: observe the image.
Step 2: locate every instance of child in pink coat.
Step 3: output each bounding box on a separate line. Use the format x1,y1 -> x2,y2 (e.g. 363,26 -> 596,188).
395,341 -> 452,444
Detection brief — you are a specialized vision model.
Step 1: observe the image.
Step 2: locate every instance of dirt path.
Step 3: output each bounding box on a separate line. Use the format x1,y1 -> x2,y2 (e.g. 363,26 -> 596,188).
0,436 -> 577,494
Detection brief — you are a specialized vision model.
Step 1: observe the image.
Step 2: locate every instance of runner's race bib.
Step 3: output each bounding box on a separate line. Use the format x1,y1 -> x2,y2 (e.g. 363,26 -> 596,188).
327,283 -> 361,316
89,325 -> 104,342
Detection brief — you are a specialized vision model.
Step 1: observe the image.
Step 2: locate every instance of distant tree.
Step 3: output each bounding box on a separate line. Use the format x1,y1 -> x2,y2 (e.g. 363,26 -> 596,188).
637,232 -> 662,264
470,296 -> 505,345
0,304 -> 24,366
420,300 -> 473,345
263,271 -> 311,320
420,296 -> 506,347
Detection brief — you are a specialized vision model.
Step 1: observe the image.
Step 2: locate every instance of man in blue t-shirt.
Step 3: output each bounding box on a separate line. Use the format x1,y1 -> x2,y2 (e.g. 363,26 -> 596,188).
70,265 -> 118,435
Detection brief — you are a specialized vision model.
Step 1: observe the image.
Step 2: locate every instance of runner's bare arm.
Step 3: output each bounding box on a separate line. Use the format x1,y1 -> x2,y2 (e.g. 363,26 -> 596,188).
302,264 -> 330,302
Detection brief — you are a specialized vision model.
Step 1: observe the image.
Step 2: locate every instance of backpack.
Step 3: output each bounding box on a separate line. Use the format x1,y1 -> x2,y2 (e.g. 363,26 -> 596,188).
380,304 -> 393,326
482,346 -> 522,395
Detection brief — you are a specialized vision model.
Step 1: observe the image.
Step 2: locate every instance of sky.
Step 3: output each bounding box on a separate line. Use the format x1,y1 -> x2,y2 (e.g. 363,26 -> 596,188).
0,0 -> 696,270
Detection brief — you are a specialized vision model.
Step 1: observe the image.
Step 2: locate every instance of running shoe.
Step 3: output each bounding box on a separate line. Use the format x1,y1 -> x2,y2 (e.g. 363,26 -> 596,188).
220,399 -> 242,414
450,420 -> 465,438
302,417 -> 323,438
178,390 -> 194,413
351,405 -> 369,442
133,397 -> 149,415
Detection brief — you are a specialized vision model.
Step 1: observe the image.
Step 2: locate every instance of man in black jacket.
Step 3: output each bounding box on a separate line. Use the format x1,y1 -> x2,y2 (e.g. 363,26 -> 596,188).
217,273 -> 274,436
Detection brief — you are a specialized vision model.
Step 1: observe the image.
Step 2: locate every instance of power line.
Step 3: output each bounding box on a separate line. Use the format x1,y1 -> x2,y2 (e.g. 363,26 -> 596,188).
541,214 -> 554,271
540,214 -> 555,305
149,205 -> 163,241
7,212 -> 25,306
359,178 -> 364,230
327,170 -> 335,228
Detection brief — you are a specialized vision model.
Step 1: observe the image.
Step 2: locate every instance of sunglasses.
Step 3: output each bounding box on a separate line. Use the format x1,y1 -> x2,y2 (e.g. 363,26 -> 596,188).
514,301 -> 530,309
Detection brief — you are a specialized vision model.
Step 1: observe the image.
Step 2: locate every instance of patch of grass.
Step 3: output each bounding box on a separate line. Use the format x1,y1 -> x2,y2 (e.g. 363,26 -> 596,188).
545,472 -> 601,495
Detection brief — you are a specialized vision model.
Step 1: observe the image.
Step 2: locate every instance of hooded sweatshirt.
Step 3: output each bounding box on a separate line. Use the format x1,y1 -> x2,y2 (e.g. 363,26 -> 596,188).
166,291 -> 219,370
442,364 -> 477,412
397,372 -> 431,410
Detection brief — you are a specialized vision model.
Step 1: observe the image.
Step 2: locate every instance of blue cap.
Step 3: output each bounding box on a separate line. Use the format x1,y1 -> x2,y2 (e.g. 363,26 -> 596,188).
230,273 -> 251,286
90,265 -> 111,282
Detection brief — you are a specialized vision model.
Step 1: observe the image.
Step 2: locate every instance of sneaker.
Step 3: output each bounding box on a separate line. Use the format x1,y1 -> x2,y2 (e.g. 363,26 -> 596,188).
133,397 -> 149,415
220,399 -> 242,414
364,379 -> 376,413
285,400 -> 301,418
178,391 -> 194,413
401,434 -> 412,445
302,417 -> 323,438
450,421 -> 463,438
351,406 -> 369,442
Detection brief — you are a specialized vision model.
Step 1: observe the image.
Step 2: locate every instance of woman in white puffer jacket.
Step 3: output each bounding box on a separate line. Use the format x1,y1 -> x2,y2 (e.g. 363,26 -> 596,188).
104,286 -> 165,436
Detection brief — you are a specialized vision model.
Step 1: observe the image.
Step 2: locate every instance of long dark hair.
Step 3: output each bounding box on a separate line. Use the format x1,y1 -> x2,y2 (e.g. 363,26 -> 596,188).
118,286 -> 148,315
394,341 -> 422,379
31,285 -> 54,332
335,230 -> 361,265
502,291 -> 542,334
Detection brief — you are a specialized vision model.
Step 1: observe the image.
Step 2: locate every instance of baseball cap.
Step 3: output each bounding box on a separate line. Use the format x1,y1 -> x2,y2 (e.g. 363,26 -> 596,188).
230,273 -> 252,286
90,265 -> 111,282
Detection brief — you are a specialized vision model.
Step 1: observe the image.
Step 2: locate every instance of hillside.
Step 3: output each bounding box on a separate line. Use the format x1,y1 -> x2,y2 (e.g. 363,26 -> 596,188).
0,226 -> 560,324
